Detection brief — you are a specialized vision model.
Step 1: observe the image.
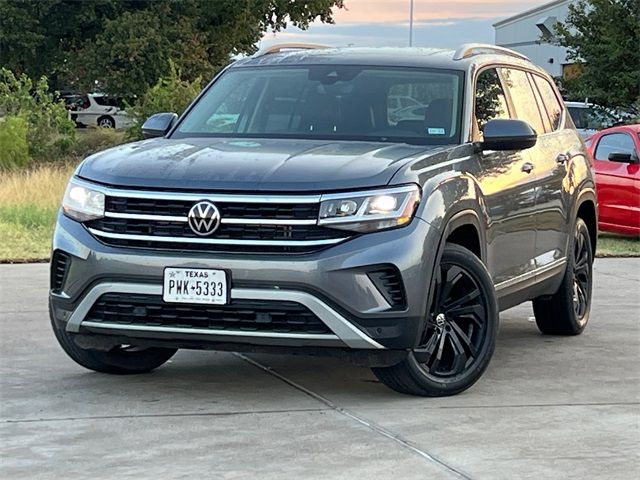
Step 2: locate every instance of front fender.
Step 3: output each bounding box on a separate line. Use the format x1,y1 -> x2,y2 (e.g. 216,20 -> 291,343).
417,172 -> 488,252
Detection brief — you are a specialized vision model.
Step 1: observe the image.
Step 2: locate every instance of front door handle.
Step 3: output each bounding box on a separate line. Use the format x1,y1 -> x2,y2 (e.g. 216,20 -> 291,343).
556,153 -> 569,164
521,162 -> 534,174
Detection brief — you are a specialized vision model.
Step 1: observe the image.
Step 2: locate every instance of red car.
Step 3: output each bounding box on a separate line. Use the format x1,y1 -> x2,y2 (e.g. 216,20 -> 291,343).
586,124 -> 640,236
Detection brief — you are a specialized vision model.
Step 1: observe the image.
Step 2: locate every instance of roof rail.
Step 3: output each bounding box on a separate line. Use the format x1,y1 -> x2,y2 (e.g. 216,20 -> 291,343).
453,43 -> 530,62
253,43 -> 330,58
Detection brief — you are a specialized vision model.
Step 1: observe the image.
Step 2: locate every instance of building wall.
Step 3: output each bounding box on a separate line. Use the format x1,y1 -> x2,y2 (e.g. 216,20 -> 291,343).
494,0 -> 573,77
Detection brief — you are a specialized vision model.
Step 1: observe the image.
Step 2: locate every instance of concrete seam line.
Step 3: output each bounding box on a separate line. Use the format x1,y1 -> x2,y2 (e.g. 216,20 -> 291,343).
1,408 -> 329,424
234,353 -> 473,480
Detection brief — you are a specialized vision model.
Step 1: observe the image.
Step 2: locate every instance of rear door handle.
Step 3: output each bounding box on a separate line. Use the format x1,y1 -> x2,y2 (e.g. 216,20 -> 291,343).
521,162 -> 534,174
556,153 -> 569,164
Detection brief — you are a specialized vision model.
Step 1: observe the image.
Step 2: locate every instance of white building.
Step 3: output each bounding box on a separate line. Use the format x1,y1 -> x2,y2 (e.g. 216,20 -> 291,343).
493,0 -> 575,78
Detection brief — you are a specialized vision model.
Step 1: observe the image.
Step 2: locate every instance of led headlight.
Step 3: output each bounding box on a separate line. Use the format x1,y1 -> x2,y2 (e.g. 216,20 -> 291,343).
318,184 -> 421,233
62,178 -> 105,222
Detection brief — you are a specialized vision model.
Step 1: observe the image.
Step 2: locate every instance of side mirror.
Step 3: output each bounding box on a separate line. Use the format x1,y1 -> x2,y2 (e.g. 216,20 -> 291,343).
481,119 -> 537,151
141,112 -> 178,139
608,152 -> 638,163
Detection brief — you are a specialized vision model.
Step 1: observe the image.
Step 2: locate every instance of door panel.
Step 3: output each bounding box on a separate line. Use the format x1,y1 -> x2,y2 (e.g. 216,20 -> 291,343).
473,67 -> 537,284
531,129 -> 575,266
594,133 -> 640,232
479,150 -> 538,284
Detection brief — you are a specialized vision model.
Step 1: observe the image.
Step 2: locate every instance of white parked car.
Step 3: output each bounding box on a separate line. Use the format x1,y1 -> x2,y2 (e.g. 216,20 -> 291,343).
565,101 -> 599,138
68,93 -> 132,129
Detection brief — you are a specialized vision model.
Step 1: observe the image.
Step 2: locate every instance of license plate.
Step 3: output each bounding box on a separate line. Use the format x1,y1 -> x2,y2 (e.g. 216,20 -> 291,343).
163,267 -> 228,304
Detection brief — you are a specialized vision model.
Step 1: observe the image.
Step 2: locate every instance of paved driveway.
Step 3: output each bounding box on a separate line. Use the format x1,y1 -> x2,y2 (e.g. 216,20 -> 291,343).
1,260 -> 638,479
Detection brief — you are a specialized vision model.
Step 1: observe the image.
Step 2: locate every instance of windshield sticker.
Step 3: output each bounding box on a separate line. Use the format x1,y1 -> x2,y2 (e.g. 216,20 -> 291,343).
427,128 -> 446,135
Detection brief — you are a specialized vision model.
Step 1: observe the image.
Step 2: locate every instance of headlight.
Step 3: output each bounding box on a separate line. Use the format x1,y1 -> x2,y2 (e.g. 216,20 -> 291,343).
62,178 -> 105,222
318,184 -> 421,232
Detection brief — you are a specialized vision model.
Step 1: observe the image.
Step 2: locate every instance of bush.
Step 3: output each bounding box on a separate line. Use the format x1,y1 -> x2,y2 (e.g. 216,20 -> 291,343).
0,68 -> 76,162
127,61 -> 202,140
0,116 -> 30,170
72,128 -> 127,158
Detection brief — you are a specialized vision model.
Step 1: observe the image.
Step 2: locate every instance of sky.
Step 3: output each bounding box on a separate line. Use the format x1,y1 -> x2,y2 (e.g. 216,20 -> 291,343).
261,0 -> 544,49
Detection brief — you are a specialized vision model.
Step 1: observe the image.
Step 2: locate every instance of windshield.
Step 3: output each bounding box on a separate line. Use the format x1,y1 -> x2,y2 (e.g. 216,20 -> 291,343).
173,66 -> 464,145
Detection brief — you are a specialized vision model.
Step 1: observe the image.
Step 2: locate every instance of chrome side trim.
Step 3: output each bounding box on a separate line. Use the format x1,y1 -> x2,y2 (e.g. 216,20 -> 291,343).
104,211 -> 317,226
494,258 -> 567,293
72,177 -> 321,204
66,283 -> 385,349
87,228 -> 347,247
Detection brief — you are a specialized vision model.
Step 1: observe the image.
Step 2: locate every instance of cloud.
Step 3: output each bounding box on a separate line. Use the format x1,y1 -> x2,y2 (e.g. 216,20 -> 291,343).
332,0 -> 542,22
262,17 -> 503,49
261,0 -> 542,49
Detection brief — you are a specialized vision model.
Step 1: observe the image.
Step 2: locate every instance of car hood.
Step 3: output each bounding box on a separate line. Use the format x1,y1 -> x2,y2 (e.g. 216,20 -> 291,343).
77,137 -> 446,191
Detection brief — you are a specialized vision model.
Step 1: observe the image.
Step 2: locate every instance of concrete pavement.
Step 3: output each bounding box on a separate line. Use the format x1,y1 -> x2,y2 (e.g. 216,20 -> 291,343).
1,260 -> 639,479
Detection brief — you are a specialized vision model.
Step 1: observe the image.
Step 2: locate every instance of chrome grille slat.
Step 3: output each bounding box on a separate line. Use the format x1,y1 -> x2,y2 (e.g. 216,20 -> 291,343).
104,211 -> 317,225
88,228 -> 345,247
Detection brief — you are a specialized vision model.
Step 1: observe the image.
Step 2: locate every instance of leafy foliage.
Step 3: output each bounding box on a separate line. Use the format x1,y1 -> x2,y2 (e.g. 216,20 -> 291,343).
0,0 -> 344,96
0,69 -> 76,163
0,116 -> 30,170
553,0 -> 640,115
126,61 -> 203,139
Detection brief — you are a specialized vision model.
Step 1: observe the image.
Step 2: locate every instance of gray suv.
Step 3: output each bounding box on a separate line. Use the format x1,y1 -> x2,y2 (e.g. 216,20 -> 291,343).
50,44 -> 596,396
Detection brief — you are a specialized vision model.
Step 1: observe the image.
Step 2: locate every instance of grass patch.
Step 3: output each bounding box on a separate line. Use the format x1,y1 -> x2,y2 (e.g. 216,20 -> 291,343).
1,164 -> 74,262
596,233 -> 640,257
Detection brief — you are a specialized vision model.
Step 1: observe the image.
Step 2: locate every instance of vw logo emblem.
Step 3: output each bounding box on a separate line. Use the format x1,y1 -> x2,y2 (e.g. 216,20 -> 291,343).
188,201 -> 221,236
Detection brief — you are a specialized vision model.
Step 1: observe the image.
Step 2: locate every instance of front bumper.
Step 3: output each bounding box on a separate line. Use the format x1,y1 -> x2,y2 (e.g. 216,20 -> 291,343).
50,212 -> 441,350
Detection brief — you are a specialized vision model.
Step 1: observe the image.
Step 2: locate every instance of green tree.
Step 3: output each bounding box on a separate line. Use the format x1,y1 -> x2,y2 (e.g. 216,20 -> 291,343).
126,61 -> 203,139
0,0 -> 344,96
553,0 -> 640,114
0,68 -> 76,162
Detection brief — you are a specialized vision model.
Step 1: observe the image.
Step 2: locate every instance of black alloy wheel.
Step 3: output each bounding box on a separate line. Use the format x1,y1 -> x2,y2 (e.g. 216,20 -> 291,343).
372,244 -> 498,396
533,217 -> 593,335
415,261 -> 489,378
572,227 -> 591,320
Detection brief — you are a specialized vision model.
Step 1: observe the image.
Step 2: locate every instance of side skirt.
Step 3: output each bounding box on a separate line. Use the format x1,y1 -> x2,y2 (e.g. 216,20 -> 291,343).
494,258 -> 567,311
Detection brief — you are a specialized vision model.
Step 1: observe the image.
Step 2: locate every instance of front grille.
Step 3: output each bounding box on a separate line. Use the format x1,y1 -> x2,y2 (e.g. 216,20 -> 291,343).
85,191 -> 350,254
51,251 -> 70,292
106,197 -> 320,220
84,293 -> 332,335
367,266 -> 406,309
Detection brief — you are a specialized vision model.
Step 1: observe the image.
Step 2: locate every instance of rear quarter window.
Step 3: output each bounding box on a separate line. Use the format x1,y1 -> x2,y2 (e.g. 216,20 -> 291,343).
532,75 -> 563,131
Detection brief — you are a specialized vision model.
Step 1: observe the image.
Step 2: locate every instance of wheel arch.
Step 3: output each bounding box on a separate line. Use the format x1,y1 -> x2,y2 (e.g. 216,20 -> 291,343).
443,210 -> 486,262
574,188 -> 598,257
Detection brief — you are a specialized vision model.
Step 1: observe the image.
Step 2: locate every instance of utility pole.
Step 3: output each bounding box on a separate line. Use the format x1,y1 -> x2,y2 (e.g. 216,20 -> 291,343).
409,0 -> 414,47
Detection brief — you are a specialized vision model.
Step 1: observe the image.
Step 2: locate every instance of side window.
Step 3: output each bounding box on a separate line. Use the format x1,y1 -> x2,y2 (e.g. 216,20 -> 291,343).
594,133 -> 636,161
500,68 -> 545,134
533,75 -> 563,131
474,68 -> 509,138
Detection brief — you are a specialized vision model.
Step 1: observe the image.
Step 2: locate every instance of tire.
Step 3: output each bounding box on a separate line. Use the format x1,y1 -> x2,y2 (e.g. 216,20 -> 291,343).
533,218 -> 593,335
97,116 -> 115,128
50,310 -> 177,374
372,243 -> 498,396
